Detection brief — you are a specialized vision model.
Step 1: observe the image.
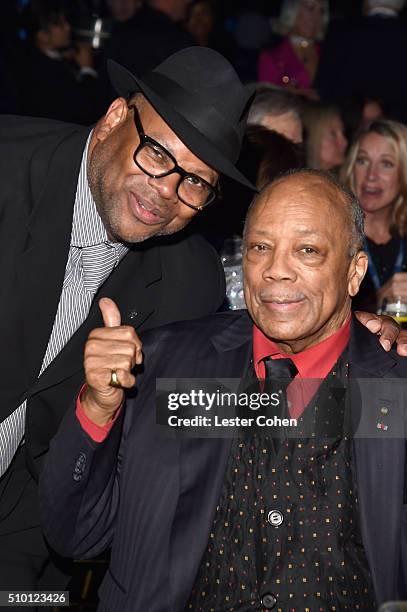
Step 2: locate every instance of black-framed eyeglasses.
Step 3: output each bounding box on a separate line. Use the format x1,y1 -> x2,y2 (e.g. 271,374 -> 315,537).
129,105 -> 219,211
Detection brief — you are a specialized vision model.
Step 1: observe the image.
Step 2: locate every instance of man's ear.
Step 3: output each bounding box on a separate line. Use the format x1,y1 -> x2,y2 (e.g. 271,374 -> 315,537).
94,98 -> 129,142
348,250 -> 369,297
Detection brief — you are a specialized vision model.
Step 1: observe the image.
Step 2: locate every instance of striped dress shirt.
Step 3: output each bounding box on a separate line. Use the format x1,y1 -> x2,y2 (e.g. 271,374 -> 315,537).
0,134 -> 128,476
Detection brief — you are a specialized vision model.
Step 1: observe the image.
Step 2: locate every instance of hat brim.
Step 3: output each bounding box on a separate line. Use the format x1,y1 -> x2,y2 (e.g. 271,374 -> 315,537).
107,60 -> 257,192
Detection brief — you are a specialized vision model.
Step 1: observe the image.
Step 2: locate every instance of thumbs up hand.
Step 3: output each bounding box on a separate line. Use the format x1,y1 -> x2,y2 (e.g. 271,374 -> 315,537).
81,298 -> 143,425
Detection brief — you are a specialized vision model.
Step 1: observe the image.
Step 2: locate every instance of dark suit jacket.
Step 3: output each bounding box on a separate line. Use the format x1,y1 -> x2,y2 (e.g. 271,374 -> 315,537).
316,15 -> 407,123
40,311 -> 407,609
0,115 -> 225,505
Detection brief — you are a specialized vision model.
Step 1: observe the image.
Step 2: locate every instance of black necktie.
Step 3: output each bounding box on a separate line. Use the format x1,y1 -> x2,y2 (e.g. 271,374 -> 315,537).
263,357 -> 298,451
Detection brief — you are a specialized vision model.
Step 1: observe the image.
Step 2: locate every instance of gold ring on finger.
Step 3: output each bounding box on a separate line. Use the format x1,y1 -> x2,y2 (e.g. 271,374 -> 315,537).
109,369 -> 121,388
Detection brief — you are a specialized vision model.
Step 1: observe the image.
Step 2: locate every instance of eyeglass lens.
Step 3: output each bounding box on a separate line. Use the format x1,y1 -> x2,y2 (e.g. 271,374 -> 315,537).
136,143 -> 213,207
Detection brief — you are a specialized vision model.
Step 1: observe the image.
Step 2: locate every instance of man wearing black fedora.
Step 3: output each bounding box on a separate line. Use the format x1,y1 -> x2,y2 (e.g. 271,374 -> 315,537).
0,45 -> 404,595
0,47 -> 256,592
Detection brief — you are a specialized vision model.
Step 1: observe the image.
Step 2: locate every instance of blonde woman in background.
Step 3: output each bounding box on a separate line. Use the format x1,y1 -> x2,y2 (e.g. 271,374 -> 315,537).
342,119 -> 407,312
258,0 -> 329,99
302,101 -> 348,172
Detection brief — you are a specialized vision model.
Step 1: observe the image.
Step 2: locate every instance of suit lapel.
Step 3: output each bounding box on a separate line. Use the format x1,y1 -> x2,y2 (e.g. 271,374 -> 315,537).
350,317 -> 404,602
16,127 -> 91,386
169,313 -> 253,609
32,243 -> 162,394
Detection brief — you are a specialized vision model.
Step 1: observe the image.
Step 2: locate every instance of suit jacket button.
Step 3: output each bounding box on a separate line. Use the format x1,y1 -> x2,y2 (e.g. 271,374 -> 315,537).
261,592 -> 277,609
267,510 -> 284,527
74,453 -> 86,473
77,452 -> 86,465
73,453 -> 86,478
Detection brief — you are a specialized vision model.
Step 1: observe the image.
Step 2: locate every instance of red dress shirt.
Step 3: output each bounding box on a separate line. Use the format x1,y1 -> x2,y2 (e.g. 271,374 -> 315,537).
253,317 -> 351,420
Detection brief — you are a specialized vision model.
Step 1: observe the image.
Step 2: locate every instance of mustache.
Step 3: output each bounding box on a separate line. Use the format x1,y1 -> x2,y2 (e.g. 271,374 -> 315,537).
259,291 -> 306,302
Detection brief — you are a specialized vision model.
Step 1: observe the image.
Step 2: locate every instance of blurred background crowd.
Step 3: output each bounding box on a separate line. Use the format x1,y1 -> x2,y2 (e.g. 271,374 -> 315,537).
2,0 -> 407,317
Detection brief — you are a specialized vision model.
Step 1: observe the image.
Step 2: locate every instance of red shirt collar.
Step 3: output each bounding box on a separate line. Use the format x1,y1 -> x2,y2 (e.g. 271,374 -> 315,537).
253,316 -> 351,380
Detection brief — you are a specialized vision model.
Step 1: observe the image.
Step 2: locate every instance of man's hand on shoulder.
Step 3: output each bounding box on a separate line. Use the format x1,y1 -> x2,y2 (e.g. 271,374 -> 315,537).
354,310 -> 407,356
81,297 -> 143,426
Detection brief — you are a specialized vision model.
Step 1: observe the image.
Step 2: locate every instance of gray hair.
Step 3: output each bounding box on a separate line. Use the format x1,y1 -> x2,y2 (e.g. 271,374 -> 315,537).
273,0 -> 330,39
366,0 -> 405,11
248,85 -> 302,125
244,168 -> 365,259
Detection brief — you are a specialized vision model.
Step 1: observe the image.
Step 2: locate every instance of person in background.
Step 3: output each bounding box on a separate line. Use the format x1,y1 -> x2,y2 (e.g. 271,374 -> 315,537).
184,0 -> 235,61
106,0 -> 143,23
239,126 -> 304,193
363,98 -> 384,125
342,96 -> 384,144
342,119 -> 407,312
103,0 -> 194,77
302,101 -> 347,172
316,0 -> 407,123
185,0 -> 214,46
20,0 -> 105,125
258,0 -> 328,100
225,125 -> 304,236
247,85 -> 304,144
196,125 -> 303,251
231,9 -> 272,83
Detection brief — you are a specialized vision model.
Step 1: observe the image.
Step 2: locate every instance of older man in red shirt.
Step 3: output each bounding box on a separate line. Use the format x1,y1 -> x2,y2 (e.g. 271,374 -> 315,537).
40,169 -> 407,611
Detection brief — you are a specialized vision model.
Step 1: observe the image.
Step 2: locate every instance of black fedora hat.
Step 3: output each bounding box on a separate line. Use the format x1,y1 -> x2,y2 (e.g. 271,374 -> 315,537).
107,47 -> 256,190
